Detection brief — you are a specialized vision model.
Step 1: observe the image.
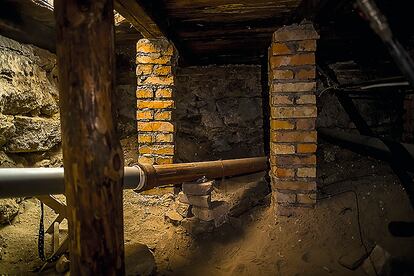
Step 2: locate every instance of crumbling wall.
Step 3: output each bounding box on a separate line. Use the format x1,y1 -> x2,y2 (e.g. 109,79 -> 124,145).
0,35 -> 62,168
175,65 -> 265,162
115,43 -> 137,139
317,61 -> 404,139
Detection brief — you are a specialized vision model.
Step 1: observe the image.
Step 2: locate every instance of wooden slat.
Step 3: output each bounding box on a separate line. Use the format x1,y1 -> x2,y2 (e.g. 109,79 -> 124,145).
114,0 -> 164,38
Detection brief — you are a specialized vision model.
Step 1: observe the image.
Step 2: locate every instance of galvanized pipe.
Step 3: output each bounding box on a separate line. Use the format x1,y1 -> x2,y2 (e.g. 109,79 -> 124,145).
0,167 -> 142,198
0,157 -> 268,198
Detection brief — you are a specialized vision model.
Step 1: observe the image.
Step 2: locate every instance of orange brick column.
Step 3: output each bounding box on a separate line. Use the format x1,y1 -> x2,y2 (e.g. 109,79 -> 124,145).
136,38 -> 177,165
268,22 -> 319,215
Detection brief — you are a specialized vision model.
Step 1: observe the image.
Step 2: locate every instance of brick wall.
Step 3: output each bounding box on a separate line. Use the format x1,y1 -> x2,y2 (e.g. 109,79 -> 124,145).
136,38 -> 177,165
268,22 -> 319,215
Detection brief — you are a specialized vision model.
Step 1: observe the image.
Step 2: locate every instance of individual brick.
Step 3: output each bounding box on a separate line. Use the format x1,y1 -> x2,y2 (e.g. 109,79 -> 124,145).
153,65 -> 172,76
155,88 -> 173,98
272,167 -> 295,178
273,23 -> 319,42
142,76 -> 174,86
271,95 -> 294,106
296,40 -> 317,52
277,181 -> 316,191
182,180 -> 214,196
136,55 -> 172,65
270,54 -> 315,68
271,82 -> 316,93
138,134 -> 152,143
297,143 -> 317,153
296,118 -> 316,130
275,155 -> 317,166
155,133 -> 173,143
271,106 -> 317,119
136,110 -> 153,120
137,100 -> 174,109
154,110 -> 172,121
136,88 -> 153,98
271,143 -> 295,154
296,68 -> 316,80
138,155 -> 154,164
272,69 -> 294,79
136,64 -> 153,76
297,167 -> 316,178
297,95 -> 316,104
186,195 -> 212,208
136,39 -> 161,53
137,122 -> 174,132
192,201 -> 229,223
155,156 -> 173,164
138,145 -> 174,155
270,119 -> 295,129
276,192 -> 296,204
271,43 -> 292,55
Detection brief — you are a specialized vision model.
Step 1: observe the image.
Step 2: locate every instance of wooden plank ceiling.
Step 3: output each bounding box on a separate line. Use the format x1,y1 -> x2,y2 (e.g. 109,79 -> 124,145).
135,0 -> 304,65
0,0 -> 307,65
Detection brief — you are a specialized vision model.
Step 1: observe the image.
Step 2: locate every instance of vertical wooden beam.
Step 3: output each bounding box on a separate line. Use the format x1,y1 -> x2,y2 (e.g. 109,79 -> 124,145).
54,0 -> 125,274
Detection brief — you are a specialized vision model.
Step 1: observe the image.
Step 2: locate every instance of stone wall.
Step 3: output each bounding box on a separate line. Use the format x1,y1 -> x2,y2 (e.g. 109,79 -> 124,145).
175,65 -> 265,163
317,61 -> 404,139
0,35 -> 62,168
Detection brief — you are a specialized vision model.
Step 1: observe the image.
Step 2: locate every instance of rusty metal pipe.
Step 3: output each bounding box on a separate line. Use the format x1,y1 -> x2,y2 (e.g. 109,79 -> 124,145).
0,157 -> 268,198
137,157 -> 269,192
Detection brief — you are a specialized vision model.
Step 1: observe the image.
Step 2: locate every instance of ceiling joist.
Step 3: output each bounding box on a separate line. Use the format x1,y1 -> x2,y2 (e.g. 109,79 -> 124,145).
114,0 -> 165,38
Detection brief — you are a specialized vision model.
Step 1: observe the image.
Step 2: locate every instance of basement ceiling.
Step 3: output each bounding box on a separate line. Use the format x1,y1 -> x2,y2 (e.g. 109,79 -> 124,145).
137,0 -> 304,65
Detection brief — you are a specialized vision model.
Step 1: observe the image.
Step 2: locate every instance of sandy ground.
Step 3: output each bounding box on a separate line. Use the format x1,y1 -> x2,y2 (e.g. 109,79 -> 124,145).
0,145 -> 414,275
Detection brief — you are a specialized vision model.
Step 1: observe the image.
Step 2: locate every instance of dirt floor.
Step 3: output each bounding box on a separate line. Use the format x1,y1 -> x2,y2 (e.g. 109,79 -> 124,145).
0,144 -> 414,275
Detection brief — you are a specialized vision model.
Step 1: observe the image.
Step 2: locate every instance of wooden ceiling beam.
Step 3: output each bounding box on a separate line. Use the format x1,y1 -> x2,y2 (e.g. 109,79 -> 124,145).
114,0 -> 164,38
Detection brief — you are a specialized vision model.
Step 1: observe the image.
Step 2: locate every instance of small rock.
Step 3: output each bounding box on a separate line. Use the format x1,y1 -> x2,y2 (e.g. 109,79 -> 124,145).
338,245 -> 371,270
164,210 -> 183,226
125,242 -> 156,276
0,198 -> 19,225
181,217 -> 214,235
5,116 -> 61,153
192,201 -> 229,225
56,255 -> 70,273
178,192 -> 189,204
362,245 -> 391,276
175,202 -> 192,218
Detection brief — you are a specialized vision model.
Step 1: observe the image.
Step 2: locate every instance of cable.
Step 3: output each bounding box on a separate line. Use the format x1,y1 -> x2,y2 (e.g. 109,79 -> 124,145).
317,189 -> 379,276
37,201 -> 63,264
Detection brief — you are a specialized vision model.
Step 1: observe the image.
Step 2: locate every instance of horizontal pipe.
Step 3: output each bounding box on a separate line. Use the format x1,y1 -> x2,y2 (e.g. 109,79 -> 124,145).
0,167 -> 142,199
138,157 -> 268,191
0,157 -> 268,198
319,128 -> 414,172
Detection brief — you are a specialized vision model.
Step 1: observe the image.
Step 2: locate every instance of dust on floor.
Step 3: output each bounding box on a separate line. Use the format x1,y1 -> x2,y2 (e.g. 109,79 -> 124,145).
1,146 -> 414,275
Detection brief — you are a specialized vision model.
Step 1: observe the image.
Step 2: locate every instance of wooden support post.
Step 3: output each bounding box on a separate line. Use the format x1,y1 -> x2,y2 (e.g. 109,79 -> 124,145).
54,0 -> 125,274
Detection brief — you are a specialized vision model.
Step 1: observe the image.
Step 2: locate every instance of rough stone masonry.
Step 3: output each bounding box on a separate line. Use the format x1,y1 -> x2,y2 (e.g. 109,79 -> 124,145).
268,22 -> 319,215
136,38 -> 178,165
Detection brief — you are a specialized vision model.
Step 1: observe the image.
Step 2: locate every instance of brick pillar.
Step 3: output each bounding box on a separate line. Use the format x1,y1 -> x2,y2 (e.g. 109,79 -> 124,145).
268,22 -> 319,215
136,38 -> 177,165
403,95 -> 414,143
